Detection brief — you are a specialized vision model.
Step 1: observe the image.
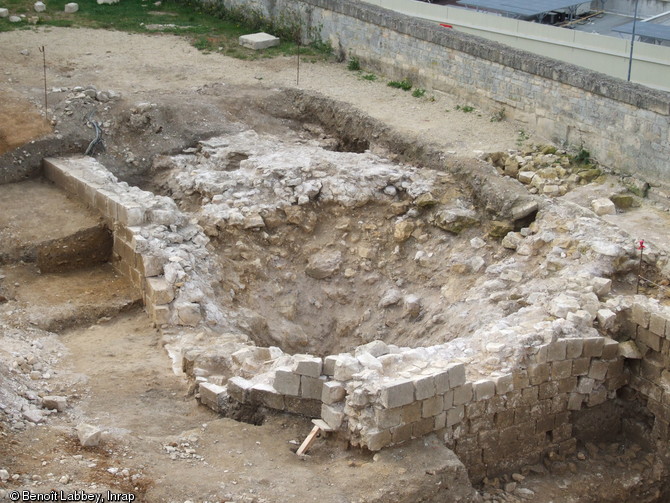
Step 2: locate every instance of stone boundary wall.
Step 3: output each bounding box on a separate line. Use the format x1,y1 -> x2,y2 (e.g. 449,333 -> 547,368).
628,297 -> 670,443
43,156 -> 207,327
208,336 -> 626,479
213,0 -> 670,187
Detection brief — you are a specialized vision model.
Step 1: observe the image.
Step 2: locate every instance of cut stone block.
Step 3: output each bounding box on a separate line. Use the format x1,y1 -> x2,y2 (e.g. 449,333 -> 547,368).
473,379 -> 495,401
597,309 -> 616,331
362,428 -> 392,451
380,379 -> 414,409
34,2 -> 46,12
42,395 -> 67,412
239,32 -> 280,50
250,383 -> 285,410
447,363 -> 466,388
591,198 -> 616,216
601,337 -> 619,359
64,2 -> 79,13
274,368 -> 300,396
227,376 -> 252,403
619,340 -> 643,359
145,276 -> 174,305
321,403 -> 344,430
175,302 -> 201,326
0,8 -> 9,17
292,355 -> 322,377
453,383 -> 473,406
355,340 -> 389,357
413,375 -> 436,400
301,375 -> 325,400
650,312 -> 667,337
199,382 -> 226,411
322,381 -> 346,404
323,355 -> 338,376
77,423 -> 102,447
494,374 -> 514,395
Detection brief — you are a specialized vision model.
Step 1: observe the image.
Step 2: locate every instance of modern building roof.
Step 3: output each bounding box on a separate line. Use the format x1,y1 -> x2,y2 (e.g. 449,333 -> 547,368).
456,0 -> 589,21
612,21 -> 670,43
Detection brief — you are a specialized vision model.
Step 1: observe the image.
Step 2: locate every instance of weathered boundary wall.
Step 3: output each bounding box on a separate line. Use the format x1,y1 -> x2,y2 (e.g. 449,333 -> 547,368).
211,0 -> 670,188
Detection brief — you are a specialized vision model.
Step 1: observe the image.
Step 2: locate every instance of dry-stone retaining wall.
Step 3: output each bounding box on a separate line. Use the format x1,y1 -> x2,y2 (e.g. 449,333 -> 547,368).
213,0 -> 670,187
628,297 -> 670,444
211,335 -> 626,479
43,156 -> 213,327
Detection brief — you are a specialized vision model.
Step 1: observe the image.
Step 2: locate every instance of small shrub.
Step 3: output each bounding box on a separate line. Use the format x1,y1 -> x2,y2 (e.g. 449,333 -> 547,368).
455,105 -> 475,113
388,79 -> 412,91
412,88 -> 426,98
490,107 -> 506,122
573,148 -> 591,165
347,57 -> 361,71
362,73 -> 377,81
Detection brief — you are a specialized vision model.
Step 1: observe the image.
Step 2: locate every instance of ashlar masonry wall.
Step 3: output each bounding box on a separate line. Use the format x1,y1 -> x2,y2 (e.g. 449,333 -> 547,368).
213,0 -> 670,188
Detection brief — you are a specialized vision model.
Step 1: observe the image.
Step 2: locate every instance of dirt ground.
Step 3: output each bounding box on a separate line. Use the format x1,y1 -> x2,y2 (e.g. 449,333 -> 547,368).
1,25 -> 670,503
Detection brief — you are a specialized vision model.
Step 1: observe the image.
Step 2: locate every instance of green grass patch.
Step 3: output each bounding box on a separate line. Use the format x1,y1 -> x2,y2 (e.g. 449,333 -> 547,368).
455,105 -> 475,113
0,0 -> 332,61
347,57 -> 360,71
411,88 -> 426,98
387,78 -> 412,91
361,73 -> 377,81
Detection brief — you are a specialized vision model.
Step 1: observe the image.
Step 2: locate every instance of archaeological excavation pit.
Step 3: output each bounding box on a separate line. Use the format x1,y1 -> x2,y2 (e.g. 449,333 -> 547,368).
3,85 -> 670,502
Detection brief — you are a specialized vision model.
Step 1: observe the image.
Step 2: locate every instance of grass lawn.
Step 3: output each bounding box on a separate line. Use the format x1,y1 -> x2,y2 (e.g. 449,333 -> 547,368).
0,0 -> 332,61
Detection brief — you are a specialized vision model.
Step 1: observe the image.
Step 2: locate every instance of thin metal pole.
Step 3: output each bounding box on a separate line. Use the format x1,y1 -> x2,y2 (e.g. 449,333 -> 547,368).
627,0 -> 639,81
39,45 -> 48,121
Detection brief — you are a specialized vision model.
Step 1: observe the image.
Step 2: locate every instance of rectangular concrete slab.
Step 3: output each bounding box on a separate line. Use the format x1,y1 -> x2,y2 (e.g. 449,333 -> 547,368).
239,32 -> 280,50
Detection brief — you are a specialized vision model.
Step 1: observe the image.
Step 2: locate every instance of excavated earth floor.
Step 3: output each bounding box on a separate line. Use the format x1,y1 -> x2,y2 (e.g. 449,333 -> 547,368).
2,26 -> 670,503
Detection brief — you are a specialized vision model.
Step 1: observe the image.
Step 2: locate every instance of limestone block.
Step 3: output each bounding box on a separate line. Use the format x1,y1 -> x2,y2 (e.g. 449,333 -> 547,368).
285,397 -> 321,417
412,417 -> 435,438
607,359 -> 625,378
632,302 -> 651,328
149,304 -> 170,326
34,2 -> 46,12
273,368 -> 300,396
550,294 -> 580,318
140,253 -> 165,277
374,407 -> 403,432
577,377 -> 596,394
322,381 -> 345,404
380,379 -> 415,409
618,340 -> 643,359
292,355 -> 322,377
250,383 -> 285,410
227,376 -> 252,403
391,423 -> 413,444
355,340 -> 389,358
301,375 -> 325,400
401,402 -> 422,424
446,404 -> 465,427
76,423 -> 102,447
42,396 -> 67,412
517,171 -> 535,184
323,355 -> 338,376
434,411 -> 447,430
601,337 -> 619,359
494,374 -> 514,395
588,360 -> 609,381
434,370 -> 450,394
453,383 -> 473,406
333,354 -> 362,381
0,8 -> 9,17
582,337 -> 605,357
547,340 -> 567,361
199,382 -> 226,410
363,428 -> 392,451
356,351 -> 382,371
321,403 -> 345,430
473,379 -> 495,401
414,375 -> 436,400
551,360 -> 573,380
597,309 -> 616,331
588,386 -> 608,407
591,277 -> 612,297
637,328 -> 661,352
591,198 -> 616,216
422,395 -> 444,418
572,357 -> 590,376
239,32 -> 280,50
145,277 -> 174,305
650,312 -> 667,337
447,363 -> 466,388
528,363 -> 550,385
176,302 -> 201,326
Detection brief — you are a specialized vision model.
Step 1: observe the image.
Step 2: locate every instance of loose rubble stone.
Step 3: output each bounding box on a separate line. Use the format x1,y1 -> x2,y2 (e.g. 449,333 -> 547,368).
432,208 -> 478,234
0,8 -> 9,17
34,2 -> 46,12
42,395 -> 67,412
305,250 -> 342,279
76,423 -> 102,447
64,2 -> 79,12
591,198 -> 616,216
393,220 -> 415,242
9,15 -> 22,22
